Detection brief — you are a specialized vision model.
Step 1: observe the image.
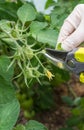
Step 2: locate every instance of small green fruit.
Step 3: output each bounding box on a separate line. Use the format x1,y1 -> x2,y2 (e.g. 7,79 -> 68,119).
21,98 -> 33,109
24,110 -> 35,119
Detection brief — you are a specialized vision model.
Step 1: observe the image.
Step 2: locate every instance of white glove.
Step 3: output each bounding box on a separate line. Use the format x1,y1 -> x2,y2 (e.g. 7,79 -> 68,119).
56,4 -> 84,51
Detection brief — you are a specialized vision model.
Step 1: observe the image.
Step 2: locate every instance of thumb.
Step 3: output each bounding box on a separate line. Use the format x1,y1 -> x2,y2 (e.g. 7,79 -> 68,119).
62,19 -> 84,51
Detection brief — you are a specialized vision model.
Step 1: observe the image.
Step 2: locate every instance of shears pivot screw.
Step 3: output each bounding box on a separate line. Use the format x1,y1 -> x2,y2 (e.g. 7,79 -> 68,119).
67,60 -> 75,68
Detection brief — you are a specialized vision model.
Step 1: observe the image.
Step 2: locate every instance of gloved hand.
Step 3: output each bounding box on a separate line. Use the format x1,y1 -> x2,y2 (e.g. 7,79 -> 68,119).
56,4 -> 84,51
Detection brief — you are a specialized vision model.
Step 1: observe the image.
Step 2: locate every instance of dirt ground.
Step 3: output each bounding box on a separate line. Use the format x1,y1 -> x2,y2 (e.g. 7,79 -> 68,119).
35,76 -> 84,130
34,106 -> 71,130
18,75 -> 84,130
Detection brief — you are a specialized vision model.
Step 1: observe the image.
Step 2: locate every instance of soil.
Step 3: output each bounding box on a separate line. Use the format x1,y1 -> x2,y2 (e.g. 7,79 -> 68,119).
34,76 -> 84,130
18,75 -> 84,130
34,106 -> 71,130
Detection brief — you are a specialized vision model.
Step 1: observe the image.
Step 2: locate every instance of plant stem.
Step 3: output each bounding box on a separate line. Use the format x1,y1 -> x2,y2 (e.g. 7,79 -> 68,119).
34,54 -> 45,69
67,82 -> 77,99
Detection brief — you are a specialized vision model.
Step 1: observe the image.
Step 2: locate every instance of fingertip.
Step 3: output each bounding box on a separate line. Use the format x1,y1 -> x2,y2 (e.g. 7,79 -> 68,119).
57,20 -> 75,46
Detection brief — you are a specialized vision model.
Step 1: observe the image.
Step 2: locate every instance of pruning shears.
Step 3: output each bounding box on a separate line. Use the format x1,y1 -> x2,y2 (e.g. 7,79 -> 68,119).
45,47 -> 84,83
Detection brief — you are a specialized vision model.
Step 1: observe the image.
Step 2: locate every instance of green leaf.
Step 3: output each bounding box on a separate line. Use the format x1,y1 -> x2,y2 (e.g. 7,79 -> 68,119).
0,76 -> 20,130
0,99 -> 20,130
51,65 -> 70,85
17,4 -> 36,24
66,117 -> 81,127
31,28 -> 58,47
37,29 -> 58,47
0,20 -> 12,32
13,124 -> 26,130
0,77 -> 15,104
0,0 -> 5,3
72,108 -> 81,116
79,42 -> 84,47
62,96 -> 73,106
73,97 -> 81,106
80,98 -> 84,107
45,0 -> 55,9
36,85 -> 54,110
0,55 -> 14,82
25,120 -> 48,130
0,56 -> 20,130
0,1 -> 22,21
30,21 -> 48,37
50,11 -> 68,28
14,120 -> 48,130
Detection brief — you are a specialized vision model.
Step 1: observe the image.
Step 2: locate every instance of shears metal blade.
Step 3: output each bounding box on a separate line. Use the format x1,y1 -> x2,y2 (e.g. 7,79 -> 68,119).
45,48 -> 68,63
45,47 -> 84,83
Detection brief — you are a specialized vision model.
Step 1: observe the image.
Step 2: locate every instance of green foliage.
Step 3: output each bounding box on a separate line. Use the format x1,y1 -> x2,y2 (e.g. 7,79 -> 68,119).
0,56 -> 14,82
30,21 -> 58,47
0,57 -> 20,130
62,96 -> 74,106
0,0 -> 22,21
66,116 -> 82,127
30,21 -> 48,37
51,65 -> 70,85
0,0 -> 84,130
34,83 -> 54,110
0,99 -> 20,130
49,0 -> 84,31
25,120 -> 48,130
45,0 -> 56,9
0,78 -> 15,104
62,96 -> 81,107
13,124 -> 25,130
0,1 -> 59,129
61,97 -> 84,129
13,120 -> 48,130
0,1 -> 69,88
17,3 -> 36,24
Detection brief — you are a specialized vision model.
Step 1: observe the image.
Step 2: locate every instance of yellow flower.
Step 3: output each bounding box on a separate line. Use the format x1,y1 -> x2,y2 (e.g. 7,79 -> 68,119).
45,69 -> 54,80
